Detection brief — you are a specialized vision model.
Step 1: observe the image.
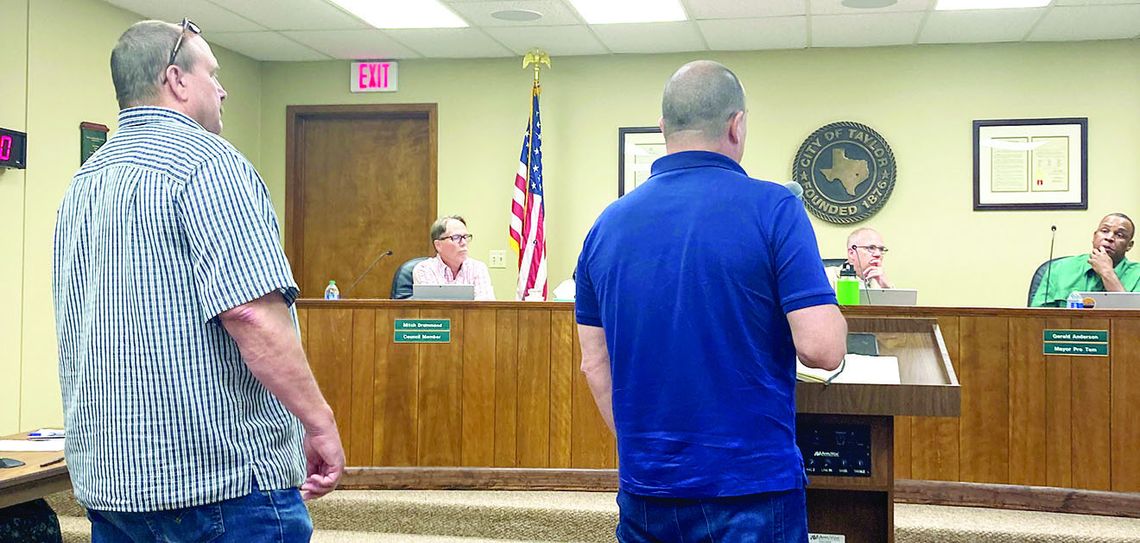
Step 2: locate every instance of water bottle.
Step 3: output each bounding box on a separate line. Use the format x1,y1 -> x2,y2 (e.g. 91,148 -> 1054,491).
1066,291 -> 1083,309
324,280 -> 340,300
836,263 -> 861,306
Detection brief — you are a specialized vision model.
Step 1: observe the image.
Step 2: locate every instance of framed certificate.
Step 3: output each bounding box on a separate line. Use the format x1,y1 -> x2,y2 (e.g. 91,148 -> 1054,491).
973,118 -> 1087,211
618,126 -> 665,197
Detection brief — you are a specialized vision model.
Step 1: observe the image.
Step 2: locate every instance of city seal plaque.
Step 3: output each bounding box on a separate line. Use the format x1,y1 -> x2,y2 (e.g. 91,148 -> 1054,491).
792,121 -> 896,224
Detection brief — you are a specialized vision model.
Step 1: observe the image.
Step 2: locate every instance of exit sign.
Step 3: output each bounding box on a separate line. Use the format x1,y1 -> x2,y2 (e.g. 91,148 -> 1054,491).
351,61 -> 398,93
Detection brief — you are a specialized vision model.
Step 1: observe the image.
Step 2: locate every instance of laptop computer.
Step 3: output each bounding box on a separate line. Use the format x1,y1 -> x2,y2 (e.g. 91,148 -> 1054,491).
411,284 -> 475,301
1077,291 -> 1140,309
860,288 -> 918,306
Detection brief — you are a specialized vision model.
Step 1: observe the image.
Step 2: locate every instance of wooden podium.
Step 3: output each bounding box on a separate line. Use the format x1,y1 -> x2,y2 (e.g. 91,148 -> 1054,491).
797,316 -> 960,543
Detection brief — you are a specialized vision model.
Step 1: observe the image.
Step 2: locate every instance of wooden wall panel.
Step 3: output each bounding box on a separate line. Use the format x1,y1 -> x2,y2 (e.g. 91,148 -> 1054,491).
958,316 -> 1009,483
549,311 -> 575,468
516,310 -> 551,467
570,323 -> 617,468
1045,316 -> 1072,488
297,308 -> 309,353
374,308 -> 418,466
306,308 -> 354,443
348,309 -> 376,466
910,316 -> 960,481
461,309 -> 496,467
1008,317 -> 1047,486
417,308 -> 463,466
1070,317 -> 1111,490
493,310 -> 519,467
1111,318 -> 1140,491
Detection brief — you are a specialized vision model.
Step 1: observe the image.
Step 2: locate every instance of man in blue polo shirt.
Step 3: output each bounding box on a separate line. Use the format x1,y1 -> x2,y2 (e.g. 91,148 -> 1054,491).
576,60 -> 847,542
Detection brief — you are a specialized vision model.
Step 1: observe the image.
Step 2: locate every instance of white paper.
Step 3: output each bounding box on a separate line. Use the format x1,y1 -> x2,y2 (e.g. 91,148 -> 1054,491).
0,439 -> 65,452
797,354 -> 901,385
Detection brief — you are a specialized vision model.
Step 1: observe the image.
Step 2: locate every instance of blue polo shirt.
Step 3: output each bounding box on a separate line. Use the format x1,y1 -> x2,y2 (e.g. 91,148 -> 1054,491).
576,150 -> 836,498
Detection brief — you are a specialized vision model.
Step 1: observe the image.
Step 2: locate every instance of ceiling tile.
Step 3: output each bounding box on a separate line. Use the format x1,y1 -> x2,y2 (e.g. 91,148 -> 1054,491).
811,0 -> 932,15
685,0 -> 807,19
698,17 -> 807,50
1030,5 -> 1140,40
217,0 -> 369,31
591,22 -> 706,54
447,0 -> 584,26
383,28 -> 515,57
810,12 -> 925,47
483,25 -> 609,55
1056,0 -> 1140,5
103,0 -> 264,32
919,8 -> 1045,43
207,31 -> 332,61
284,30 -> 423,59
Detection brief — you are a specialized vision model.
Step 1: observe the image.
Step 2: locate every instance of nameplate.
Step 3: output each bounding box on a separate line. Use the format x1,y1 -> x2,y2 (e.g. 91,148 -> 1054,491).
394,319 -> 452,343
1042,329 -> 1108,357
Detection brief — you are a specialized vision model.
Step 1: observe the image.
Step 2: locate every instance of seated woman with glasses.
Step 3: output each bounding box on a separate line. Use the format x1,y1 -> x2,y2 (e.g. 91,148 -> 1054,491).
825,227 -> 893,290
412,215 -> 496,300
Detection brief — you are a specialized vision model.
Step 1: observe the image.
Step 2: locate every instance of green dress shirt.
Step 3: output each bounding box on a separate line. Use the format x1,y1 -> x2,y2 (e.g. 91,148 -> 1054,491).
1030,254 -> 1140,307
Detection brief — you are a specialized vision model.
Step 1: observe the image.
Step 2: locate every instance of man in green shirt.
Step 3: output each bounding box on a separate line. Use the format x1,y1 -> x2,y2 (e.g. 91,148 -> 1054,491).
1031,213 -> 1140,307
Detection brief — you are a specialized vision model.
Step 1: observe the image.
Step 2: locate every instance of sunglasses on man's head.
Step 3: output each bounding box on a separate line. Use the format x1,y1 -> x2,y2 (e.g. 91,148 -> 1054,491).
168,18 -> 201,67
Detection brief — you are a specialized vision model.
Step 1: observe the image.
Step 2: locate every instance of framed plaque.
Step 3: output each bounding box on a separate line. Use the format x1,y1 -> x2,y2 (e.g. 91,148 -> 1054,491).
618,126 -> 665,197
973,117 -> 1087,211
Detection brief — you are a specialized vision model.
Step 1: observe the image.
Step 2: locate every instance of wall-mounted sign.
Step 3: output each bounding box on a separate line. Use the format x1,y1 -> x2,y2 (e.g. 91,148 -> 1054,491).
80,122 -> 109,166
351,61 -> 398,93
1043,329 -> 1108,357
0,127 -> 27,169
792,121 -> 896,225
393,318 -> 450,343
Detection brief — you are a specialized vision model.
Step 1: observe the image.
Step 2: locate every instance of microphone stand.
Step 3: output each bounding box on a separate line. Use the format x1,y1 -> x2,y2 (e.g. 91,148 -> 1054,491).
346,249 -> 393,298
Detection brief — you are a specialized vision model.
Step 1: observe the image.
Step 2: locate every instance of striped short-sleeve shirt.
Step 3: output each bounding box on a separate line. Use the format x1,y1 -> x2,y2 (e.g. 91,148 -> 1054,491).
52,107 -> 305,512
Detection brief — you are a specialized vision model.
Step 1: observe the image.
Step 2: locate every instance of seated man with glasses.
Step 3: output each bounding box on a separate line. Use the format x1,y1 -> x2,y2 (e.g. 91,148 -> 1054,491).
413,215 -> 496,300
826,227 -> 893,289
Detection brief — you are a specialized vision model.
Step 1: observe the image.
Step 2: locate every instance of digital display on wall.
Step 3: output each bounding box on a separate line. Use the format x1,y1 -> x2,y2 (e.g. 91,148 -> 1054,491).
0,127 -> 27,169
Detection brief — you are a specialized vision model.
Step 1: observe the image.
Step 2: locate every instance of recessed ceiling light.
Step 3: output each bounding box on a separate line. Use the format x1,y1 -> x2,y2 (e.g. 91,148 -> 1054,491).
326,0 -> 468,29
492,9 -> 543,22
936,0 -> 1051,10
567,0 -> 686,24
841,0 -> 899,8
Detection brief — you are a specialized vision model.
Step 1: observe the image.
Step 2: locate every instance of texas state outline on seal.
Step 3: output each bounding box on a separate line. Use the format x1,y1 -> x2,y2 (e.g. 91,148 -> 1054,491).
792,121 -> 897,225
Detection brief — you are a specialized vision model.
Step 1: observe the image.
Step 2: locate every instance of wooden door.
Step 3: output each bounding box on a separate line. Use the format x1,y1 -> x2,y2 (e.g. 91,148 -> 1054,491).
286,104 -> 437,299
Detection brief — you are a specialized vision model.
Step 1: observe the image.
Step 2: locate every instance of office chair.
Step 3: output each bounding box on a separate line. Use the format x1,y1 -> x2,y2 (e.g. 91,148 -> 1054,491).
822,258 -> 848,269
390,257 -> 430,299
1027,256 -> 1067,306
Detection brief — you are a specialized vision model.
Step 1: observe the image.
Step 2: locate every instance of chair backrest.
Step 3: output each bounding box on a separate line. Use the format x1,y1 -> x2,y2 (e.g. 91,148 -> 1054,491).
822,258 -> 848,269
1027,256 -> 1068,306
390,257 -> 430,299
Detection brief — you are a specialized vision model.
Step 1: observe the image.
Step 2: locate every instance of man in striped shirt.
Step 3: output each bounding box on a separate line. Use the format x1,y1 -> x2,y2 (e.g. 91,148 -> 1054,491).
52,20 -> 343,541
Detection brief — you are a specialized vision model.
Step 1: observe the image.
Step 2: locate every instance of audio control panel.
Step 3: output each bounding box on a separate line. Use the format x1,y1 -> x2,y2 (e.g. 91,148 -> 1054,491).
797,423 -> 871,477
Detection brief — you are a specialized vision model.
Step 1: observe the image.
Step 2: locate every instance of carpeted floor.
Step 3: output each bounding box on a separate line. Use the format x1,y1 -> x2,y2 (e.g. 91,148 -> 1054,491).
49,490 -> 1140,542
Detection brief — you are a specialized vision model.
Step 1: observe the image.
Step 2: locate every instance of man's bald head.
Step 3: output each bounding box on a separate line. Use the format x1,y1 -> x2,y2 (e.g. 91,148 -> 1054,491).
661,61 -> 745,142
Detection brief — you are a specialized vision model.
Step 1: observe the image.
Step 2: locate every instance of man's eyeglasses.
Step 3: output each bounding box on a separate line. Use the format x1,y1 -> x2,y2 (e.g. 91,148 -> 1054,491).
438,234 -> 474,243
853,245 -> 889,255
168,18 -> 201,67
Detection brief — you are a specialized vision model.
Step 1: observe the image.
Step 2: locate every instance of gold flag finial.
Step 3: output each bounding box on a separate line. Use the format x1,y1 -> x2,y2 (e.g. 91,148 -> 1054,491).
522,49 -> 551,86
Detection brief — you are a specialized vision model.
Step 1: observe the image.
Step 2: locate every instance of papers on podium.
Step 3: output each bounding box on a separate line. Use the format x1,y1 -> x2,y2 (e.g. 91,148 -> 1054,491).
797,354 -> 901,385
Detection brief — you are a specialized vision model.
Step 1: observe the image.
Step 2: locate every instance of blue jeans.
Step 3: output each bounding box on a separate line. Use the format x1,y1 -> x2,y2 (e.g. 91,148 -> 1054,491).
87,481 -> 312,543
616,488 -> 808,543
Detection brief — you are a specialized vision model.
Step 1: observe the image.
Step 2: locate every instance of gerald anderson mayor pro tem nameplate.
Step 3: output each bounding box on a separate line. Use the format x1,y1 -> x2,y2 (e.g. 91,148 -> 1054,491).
792,122 -> 897,225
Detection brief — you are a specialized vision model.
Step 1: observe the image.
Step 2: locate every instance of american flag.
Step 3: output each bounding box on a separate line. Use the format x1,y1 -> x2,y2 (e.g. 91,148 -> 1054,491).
508,83 -> 546,300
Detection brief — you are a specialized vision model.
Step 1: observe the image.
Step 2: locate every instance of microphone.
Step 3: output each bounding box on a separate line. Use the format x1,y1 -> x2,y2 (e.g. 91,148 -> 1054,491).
1044,225 -> 1056,305
783,181 -> 803,200
346,249 -> 393,297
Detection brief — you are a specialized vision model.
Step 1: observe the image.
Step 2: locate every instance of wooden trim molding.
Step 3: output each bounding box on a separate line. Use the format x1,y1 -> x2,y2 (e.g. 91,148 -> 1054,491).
341,468 -> 1140,519
895,479 -> 1140,519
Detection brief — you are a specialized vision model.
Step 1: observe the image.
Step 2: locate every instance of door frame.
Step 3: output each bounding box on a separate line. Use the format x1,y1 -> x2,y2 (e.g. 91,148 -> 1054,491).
285,103 -> 438,290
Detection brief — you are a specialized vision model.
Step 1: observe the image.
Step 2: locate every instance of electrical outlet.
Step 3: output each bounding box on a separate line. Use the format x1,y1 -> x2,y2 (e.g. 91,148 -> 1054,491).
489,249 -> 507,269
